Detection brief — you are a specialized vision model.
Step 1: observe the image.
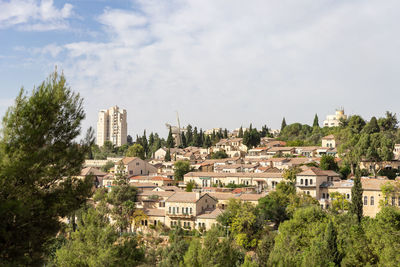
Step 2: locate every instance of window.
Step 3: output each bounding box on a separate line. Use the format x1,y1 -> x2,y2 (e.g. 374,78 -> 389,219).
186,207 -> 189,214
364,196 -> 368,205
136,162 -> 139,166
177,207 -> 179,213
305,179 -> 308,186
190,208 -> 193,214
300,179 -> 304,185
392,197 -> 396,206
173,207 -> 175,214
310,179 -> 313,185
370,196 -> 374,206
129,170 -> 133,175
307,191 -> 310,195
322,193 -> 325,199
327,193 -> 329,199
346,194 -> 350,199
169,207 -> 171,213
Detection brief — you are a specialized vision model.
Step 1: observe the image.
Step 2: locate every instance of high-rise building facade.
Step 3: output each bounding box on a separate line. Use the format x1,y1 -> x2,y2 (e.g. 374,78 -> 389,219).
96,106 -> 127,147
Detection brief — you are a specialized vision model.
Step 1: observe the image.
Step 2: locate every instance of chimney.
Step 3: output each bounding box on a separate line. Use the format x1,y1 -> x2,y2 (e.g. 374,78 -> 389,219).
196,192 -> 201,200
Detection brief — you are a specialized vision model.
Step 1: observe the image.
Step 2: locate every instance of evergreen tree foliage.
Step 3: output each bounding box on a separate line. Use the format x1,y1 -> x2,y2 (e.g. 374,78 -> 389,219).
125,143 -> 145,159
186,124 -> 193,145
166,127 -> 175,148
350,171 -> 364,223
224,128 -> 228,138
243,127 -> 261,148
183,238 -> 201,267
181,132 -> 187,148
280,117 -> 287,132
313,113 -> 319,127
192,127 -> 199,146
238,126 -> 244,138
320,155 -> 339,171
165,148 -> 171,161
0,71 -> 93,266
174,160 -> 192,181
54,208 -> 144,266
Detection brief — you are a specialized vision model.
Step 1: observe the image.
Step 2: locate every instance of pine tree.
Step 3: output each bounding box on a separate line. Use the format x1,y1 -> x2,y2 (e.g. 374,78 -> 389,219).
350,170 -> 364,223
0,71 -> 93,265
166,127 -> 175,148
313,114 -> 319,127
281,117 -> 287,132
165,148 -> 171,161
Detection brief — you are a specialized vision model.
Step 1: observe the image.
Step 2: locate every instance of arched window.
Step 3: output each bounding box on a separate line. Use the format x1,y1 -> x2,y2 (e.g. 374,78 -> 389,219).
327,193 -> 330,199
310,179 -> 313,185
305,179 -> 308,186
364,196 -> 368,205
186,207 -> 189,214
300,179 -> 303,185
322,193 -> 326,199
370,196 -> 374,206
346,194 -> 350,199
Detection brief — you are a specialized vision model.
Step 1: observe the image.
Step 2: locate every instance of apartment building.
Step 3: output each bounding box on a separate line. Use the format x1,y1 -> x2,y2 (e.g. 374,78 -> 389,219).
96,106 -> 127,147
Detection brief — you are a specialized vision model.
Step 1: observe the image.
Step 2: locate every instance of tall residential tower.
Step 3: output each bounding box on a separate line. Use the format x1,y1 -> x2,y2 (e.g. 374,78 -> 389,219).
96,106 -> 127,147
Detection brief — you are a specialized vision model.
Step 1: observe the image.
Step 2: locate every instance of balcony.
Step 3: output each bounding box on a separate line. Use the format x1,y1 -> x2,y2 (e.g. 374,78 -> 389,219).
296,183 -> 316,188
166,213 -> 194,219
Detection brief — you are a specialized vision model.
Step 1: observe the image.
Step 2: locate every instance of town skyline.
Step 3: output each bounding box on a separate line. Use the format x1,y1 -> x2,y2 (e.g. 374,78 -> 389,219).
1,0 -> 400,137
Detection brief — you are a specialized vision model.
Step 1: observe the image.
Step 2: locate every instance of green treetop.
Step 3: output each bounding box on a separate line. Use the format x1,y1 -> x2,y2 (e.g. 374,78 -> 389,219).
0,71 -> 93,266
313,114 -> 319,127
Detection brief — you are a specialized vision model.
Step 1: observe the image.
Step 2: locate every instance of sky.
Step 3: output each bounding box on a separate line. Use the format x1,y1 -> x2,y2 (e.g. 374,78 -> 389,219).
1,0 -> 400,139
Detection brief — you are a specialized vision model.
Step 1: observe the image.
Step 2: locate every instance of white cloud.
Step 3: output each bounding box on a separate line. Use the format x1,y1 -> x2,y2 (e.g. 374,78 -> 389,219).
0,0 -> 73,30
57,0 -> 400,137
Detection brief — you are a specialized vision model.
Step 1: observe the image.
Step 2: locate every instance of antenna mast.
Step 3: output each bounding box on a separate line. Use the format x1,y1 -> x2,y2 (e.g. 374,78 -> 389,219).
176,111 -> 182,146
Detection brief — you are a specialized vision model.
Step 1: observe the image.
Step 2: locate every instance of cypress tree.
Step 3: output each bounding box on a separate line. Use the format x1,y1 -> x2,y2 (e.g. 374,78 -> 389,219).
198,129 -> 204,147
224,128 -> 228,138
313,114 -> 319,127
186,125 -> 193,145
238,126 -> 244,138
281,118 -> 287,132
181,133 -> 187,148
166,127 -> 175,148
325,220 -> 340,265
148,132 -> 154,148
350,170 -> 364,223
165,148 -> 171,161
192,127 -> 199,147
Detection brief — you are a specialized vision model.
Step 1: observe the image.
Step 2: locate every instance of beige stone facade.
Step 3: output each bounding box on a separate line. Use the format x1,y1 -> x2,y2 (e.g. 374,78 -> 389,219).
96,106 -> 127,147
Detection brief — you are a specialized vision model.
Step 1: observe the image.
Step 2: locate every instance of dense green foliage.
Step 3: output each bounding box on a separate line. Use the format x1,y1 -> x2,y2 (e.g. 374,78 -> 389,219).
0,72 -> 93,266
126,143 -> 145,159
54,208 -> 144,266
320,155 -> 339,171
174,160 -> 192,180
211,150 -> 229,159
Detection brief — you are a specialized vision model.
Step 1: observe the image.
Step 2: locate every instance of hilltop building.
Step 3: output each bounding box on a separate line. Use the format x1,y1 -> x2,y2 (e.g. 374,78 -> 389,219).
96,106 -> 127,147
323,109 -> 347,127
